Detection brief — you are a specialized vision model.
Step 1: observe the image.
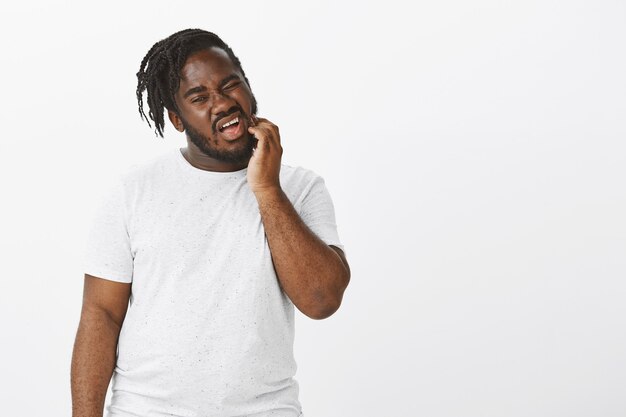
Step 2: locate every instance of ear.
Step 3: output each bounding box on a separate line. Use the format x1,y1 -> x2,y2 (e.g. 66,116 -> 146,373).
168,110 -> 185,132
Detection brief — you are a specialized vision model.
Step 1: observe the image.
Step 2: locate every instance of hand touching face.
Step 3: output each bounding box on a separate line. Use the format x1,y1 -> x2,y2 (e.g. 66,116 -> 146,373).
246,116 -> 283,194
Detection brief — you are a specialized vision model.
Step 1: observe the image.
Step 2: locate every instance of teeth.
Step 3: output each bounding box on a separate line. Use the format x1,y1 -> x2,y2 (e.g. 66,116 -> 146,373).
221,117 -> 239,130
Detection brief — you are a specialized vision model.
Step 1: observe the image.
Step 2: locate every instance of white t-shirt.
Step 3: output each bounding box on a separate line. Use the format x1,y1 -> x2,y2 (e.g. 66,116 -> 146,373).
82,148 -> 343,417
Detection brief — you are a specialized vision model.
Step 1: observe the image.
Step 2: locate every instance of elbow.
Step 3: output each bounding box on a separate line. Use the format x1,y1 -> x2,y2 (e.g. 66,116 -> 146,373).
306,302 -> 341,320
306,273 -> 350,320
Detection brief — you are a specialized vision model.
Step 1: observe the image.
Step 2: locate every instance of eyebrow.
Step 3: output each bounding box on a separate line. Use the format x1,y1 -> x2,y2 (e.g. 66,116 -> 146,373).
183,86 -> 207,99
182,74 -> 242,99
218,74 -> 241,89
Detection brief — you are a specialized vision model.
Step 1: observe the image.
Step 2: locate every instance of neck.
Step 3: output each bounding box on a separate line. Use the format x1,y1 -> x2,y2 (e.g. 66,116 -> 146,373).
182,141 -> 249,172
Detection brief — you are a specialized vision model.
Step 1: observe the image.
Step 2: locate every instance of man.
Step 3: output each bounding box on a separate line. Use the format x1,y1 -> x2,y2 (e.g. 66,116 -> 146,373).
71,29 -> 350,417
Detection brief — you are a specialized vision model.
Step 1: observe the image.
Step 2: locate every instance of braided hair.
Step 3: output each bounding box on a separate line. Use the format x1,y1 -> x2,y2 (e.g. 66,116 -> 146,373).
136,29 -> 257,137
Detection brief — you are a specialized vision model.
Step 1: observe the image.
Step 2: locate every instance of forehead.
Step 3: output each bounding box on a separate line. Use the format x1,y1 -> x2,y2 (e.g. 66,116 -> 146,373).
179,47 -> 238,87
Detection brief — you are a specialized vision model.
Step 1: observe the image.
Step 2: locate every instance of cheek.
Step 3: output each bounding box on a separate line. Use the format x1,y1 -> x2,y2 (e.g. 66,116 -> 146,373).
235,89 -> 254,113
185,107 -> 212,125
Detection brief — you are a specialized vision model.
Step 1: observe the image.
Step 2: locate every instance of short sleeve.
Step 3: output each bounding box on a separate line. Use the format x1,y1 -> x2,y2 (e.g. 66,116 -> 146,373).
297,175 -> 345,253
82,177 -> 134,283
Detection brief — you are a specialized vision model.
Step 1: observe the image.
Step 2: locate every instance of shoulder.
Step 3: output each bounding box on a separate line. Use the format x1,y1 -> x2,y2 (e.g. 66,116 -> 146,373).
279,164 -> 334,210
116,149 -> 179,189
279,164 -> 324,190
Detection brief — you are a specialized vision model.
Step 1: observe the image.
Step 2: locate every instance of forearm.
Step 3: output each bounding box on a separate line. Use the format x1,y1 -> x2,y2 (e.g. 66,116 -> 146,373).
71,308 -> 122,417
254,186 -> 350,319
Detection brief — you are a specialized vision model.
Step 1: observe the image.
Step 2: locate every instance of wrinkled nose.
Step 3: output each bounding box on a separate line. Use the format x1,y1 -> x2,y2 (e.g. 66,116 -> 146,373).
211,91 -> 236,115
210,92 -> 240,132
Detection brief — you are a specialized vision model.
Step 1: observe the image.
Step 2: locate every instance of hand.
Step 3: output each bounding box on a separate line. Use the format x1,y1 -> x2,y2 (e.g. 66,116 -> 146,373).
247,116 -> 283,194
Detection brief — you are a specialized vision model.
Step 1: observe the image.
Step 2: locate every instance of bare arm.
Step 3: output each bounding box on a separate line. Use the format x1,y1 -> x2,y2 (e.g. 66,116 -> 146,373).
71,274 -> 131,417
255,187 -> 351,319
247,117 -> 351,320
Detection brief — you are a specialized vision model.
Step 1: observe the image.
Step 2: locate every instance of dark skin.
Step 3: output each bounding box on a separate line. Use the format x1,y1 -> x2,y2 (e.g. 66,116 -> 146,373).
71,276 -> 129,416
167,47 -> 256,172
168,47 -> 351,318
71,46 -> 350,417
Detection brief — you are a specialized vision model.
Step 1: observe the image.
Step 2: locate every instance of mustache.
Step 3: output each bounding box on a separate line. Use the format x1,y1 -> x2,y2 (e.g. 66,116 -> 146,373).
212,106 -> 246,134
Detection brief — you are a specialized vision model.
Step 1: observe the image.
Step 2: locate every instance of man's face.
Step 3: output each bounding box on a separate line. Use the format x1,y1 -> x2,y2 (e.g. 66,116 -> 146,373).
170,47 -> 257,165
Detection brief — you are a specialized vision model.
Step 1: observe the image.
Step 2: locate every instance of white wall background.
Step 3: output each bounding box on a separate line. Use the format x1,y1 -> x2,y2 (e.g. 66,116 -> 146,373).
1,0 -> 624,416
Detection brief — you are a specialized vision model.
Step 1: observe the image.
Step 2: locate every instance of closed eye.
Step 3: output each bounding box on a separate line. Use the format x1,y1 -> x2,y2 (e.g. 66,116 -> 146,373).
191,96 -> 208,103
224,82 -> 241,90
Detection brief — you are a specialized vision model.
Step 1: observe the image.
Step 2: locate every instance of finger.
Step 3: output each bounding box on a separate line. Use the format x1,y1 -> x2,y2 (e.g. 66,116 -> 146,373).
250,117 -> 276,131
248,124 -> 274,144
249,118 -> 280,146
248,125 -> 272,153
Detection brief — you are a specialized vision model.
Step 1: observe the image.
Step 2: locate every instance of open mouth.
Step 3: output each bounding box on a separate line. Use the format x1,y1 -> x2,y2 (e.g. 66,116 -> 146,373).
219,116 -> 240,131
217,114 -> 245,141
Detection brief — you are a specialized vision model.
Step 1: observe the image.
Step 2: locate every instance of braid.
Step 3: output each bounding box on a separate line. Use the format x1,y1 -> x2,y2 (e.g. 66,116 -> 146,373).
136,29 -> 256,137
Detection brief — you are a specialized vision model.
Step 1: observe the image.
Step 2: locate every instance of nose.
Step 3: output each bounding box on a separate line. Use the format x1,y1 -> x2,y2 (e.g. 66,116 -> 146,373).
210,92 -> 240,133
210,90 -> 237,116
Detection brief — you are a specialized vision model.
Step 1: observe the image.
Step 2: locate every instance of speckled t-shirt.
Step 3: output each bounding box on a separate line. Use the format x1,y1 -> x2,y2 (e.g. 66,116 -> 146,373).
82,148 -> 343,417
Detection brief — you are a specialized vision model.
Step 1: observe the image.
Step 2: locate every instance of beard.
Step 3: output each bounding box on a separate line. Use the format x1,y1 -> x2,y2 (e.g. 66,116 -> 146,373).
181,115 -> 256,165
